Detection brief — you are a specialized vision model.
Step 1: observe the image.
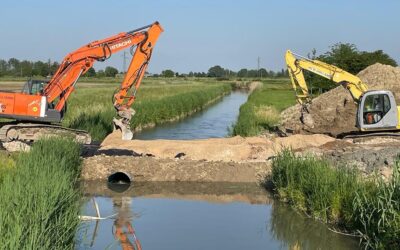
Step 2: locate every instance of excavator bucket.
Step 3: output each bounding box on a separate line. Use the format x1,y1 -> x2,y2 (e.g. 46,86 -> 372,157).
113,108 -> 135,140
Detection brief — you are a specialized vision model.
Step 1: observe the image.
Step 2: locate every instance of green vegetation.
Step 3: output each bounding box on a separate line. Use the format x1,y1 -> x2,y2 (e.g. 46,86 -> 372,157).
232,79 -> 296,136
0,138 -> 82,249
271,150 -> 400,249
306,43 -> 398,91
0,151 -> 16,182
63,80 -> 231,141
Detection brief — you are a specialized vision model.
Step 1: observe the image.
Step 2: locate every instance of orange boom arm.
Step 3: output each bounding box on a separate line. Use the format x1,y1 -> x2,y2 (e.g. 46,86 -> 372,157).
44,22 -> 163,113
0,22 -> 163,140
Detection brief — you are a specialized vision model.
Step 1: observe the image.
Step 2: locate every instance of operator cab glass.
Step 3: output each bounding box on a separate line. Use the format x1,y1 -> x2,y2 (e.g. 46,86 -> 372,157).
21,80 -> 47,95
362,94 -> 391,124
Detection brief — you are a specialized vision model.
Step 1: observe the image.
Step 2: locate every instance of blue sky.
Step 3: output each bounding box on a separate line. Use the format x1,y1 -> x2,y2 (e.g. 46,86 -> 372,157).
0,0 -> 399,73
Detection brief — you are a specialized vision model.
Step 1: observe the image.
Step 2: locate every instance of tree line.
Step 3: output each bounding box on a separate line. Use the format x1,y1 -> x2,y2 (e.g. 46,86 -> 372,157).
305,43 -> 398,90
160,67 -> 289,78
0,58 -> 120,78
1,43 -> 397,83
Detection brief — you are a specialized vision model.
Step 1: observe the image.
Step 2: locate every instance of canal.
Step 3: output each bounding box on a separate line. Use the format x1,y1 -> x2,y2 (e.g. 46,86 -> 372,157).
77,91 -> 359,249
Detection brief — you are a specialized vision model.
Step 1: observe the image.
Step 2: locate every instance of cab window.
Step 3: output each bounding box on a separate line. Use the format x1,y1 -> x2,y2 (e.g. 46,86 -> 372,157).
363,94 -> 391,125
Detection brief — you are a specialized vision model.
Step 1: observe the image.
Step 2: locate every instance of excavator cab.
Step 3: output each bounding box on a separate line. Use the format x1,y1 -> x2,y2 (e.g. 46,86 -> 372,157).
358,90 -> 399,131
21,80 -> 48,95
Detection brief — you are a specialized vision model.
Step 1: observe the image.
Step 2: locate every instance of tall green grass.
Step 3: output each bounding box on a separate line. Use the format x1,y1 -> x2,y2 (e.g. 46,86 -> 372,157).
271,150 -> 400,249
232,81 -> 295,136
0,138 -> 82,249
0,151 -> 16,182
64,83 -> 231,141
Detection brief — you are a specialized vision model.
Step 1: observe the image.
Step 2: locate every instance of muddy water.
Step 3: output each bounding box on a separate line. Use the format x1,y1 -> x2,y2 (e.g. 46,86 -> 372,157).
76,182 -> 358,250
133,91 -> 248,140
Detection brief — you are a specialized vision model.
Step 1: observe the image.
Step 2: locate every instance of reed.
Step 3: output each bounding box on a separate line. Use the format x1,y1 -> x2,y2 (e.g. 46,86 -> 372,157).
271,149 -> 400,249
0,138 -> 82,249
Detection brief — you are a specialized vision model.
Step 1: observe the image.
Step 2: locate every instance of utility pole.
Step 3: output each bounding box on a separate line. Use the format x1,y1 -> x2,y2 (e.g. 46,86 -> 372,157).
122,51 -> 128,73
257,57 -> 261,78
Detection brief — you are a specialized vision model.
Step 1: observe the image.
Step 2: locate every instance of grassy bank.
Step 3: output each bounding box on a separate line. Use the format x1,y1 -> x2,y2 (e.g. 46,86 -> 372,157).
271,150 -> 400,249
63,82 -> 231,141
0,138 -> 82,249
232,79 -> 295,136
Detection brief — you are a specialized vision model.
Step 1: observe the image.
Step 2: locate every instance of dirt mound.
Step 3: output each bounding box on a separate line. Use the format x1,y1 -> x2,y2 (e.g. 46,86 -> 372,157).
281,63 -> 400,136
100,131 -> 335,162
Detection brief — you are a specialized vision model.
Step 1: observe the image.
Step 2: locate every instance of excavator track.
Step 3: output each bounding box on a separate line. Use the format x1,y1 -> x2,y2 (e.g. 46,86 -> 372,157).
341,131 -> 400,140
0,123 -> 91,144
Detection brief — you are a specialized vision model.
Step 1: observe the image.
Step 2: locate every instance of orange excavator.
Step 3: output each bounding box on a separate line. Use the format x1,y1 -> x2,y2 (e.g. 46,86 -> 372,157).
0,22 -> 163,143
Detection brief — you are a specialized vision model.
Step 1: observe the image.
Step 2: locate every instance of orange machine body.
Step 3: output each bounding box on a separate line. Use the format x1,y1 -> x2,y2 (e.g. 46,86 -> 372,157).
0,22 -> 163,123
0,92 -> 46,120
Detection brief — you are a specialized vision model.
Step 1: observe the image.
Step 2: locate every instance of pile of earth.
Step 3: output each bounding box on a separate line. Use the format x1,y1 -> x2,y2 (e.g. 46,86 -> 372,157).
99,131 -> 335,162
281,63 -> 400,136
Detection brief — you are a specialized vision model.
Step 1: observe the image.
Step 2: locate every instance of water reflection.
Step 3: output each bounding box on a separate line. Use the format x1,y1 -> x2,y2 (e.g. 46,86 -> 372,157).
269,202 -> 359,250
113,197 -> 142,250
77,182 -> 358,250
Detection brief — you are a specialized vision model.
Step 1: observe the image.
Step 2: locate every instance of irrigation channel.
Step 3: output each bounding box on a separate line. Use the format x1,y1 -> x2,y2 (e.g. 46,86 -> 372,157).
77,91 -> 359,249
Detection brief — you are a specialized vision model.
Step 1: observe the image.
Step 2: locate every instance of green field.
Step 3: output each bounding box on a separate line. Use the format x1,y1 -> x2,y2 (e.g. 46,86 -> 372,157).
232,79 -> 296,136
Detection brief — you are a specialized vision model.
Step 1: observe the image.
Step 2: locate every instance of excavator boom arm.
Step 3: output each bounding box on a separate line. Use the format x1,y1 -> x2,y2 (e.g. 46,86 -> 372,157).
285,50 -> 368,104
43,22 -> 163,113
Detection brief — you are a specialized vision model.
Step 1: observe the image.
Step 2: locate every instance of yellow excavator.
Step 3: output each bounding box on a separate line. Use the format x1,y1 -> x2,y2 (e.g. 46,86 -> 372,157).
285,50 -> 400,134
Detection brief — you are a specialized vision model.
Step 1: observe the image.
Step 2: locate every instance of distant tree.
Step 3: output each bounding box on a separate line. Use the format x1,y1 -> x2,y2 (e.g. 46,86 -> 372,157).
20,60 -> 33,76
175,72 -> 179,77
0,59 -> 7,76
259,68 -> 268,78
268,70 -> 275,77
306,43 -> 398,90
104,66 -> 118,77
320,43 -> 397,74
85,68 -> 96,77
8,58 -> 20,76
161,69 -> 174,77
49,62 -> 60,76
207,65 -> 225,77
237,68 -> 248,78
307,48 -> 317,60
188,71 -> 194,77
32,61 -> 49,77
359,50 -> 397,68
96,69 -> 106,77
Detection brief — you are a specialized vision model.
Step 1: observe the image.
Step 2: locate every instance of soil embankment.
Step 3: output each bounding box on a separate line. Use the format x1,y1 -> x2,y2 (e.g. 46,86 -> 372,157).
82,131 -> 400,182
82,132 -> 335,182
281,63 -> 400,136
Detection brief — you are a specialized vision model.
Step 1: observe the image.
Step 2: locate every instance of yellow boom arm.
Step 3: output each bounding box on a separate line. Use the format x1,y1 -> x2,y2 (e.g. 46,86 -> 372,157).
285,50 -> 369,105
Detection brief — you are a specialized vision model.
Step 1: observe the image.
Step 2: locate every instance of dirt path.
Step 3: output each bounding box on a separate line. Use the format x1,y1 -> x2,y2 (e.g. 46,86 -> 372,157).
100,131 -> 334,162
82,132 -> 335,182
82,131 -> 400,182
